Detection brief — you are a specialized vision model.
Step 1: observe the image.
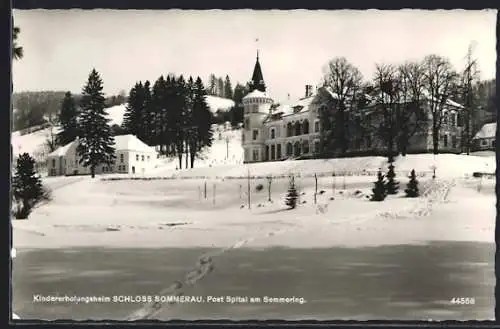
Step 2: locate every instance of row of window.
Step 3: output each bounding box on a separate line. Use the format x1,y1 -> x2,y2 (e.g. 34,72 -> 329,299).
247,140 -> 322,161
118,153 -> 151,163
246,121 -> 321,142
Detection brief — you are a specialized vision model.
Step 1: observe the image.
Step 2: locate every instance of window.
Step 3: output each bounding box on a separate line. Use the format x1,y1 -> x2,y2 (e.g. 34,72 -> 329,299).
52,159 -> 56,167
366,136 -> 372,148
120,154 -> 124,163
302,141 -> 310,154
252,129 -> 259,140
252,149 -> 259,161
252,105 -> 258,113
245,118 -> 250,131
286,143 -> 293,156
492,140 -> 496,148
302,120 -> 310,134
287,123 -> 293,137
314,140 -> 320,153
294,122 -> 301,136
450,113 -> 456,127
136,154 -> 139,161
314,121 -> 320,133
452,135 -> 457,148
481,140 -> 488,147
277,144 -> 282,159
443,135 -> 448,147
244,148 -> 249,161
141,155 -> 145,161
271,145 -> 276,160
270,128 -> 275,139
443,113 -> 448,125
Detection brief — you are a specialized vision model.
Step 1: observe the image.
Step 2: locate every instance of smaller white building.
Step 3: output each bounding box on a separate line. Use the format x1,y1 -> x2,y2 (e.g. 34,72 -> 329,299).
47,134 -> 159,176
472,122 -> 496,151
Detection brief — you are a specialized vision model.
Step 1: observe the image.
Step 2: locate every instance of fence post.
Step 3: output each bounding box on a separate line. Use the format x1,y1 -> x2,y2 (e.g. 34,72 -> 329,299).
314,173 -> 318,204
267,175 -> 273,202
332,172 -> 336,195
198,186 -> 201,201
239,184 -> 242,200
247,169 -> 251,210
343,175 -> 346,190
213,183 -> 216,205
204,181 -> 207,199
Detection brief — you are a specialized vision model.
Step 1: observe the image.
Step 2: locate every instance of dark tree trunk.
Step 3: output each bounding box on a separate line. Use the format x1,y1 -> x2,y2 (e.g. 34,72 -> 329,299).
90,166 -> 95,178
190,142 -> 196,169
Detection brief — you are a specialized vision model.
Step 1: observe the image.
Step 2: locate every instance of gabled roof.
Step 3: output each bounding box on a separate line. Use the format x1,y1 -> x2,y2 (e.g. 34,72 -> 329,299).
114,134 -> 156,153
48,140 -> 75,157
473,122 -> 496,140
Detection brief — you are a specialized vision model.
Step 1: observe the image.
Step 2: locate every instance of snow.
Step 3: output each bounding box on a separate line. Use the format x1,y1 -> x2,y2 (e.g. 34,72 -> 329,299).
113,134 -> 156,153
11,127 -> 60,158
105,104 -> 127,126
48,141 -> 74,157
473,122 -> 496,140
205,96 -> 235,113
12,174 -> 494,250
243,90 -> 271,100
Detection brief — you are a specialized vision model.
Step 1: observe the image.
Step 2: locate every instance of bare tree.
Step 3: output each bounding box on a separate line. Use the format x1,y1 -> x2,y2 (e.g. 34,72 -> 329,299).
319,57 -> 363,156
12,26 -> 23,61
397,61 -> 427,155
371,63 -> 401,158
422,55 -> 459,154
459,43 -> 480,155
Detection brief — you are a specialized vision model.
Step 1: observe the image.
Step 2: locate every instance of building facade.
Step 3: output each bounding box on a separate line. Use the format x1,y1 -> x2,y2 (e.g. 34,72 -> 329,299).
47,134 -> 159,176
242,54 -> 465,163
472,122 -> 496,151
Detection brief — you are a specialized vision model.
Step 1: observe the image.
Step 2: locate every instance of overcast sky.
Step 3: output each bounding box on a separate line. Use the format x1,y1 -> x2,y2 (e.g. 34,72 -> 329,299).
13,9 -> 497,101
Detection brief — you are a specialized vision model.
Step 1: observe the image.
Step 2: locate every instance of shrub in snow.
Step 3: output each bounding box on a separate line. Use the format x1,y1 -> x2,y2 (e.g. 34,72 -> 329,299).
255,183 -> 264,192
319,190 -> 325,195
329,197 -> 335,201
12,153 -> 50,219
371,170 -> 387,202
385,161 -> 399,195
405,169 -> 420,198
285,176 -> 299,209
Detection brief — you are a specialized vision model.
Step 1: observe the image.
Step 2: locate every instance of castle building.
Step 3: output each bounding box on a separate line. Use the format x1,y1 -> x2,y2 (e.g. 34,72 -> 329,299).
242,54 -> 465,164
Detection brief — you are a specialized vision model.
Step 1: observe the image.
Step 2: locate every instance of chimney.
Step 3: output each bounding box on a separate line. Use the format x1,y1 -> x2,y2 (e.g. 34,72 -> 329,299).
305,85 -> 313,98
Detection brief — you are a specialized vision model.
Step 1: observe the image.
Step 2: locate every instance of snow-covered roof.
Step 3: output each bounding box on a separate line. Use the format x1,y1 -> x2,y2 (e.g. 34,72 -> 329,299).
114,134 -> 156,153
205,95 -> 235,113
473,122 -> 496,140
48,141 -> 75,157
243,90 -> 271,100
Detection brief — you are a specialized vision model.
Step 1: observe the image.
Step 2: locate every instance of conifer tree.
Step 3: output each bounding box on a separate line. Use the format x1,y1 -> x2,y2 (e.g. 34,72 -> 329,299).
151,76 -> 167,148
122,82 -> 144,137
405,169 -> 420,198
190,77 -> 213,168
217,77 -> 224,97
371,170 -> 387,201
141,80 -> 152,144
385,157 -> 399,195
285,175 -> 299,209
12,153 -> 46,219
173,75 -> 187,169
224,75 -> 233,99
76,69 -> 115,178
56,91 -> 79,146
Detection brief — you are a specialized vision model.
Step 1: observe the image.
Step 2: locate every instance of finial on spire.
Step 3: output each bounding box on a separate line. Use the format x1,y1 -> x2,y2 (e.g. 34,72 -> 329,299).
255,38 -> 259,60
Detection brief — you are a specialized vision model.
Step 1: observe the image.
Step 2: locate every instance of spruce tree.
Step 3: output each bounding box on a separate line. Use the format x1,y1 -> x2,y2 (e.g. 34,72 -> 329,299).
405,169 -> 420,198
285,175 -> 299,209
76,69 -> 116,178
217,77 -> 224,97
385,158 -> 399,195
12,153 -> 46,219
122,82 -> 144,137
141,81 -> 152,144
224,75 -> 233,99
190,77 -> 213,168
56,91 -> 79,146
371,170 -> 387,201
151,76 -> 167,148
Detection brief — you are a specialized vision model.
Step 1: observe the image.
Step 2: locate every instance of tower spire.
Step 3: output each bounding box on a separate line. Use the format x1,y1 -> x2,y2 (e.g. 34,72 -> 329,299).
250,37 -> 266,92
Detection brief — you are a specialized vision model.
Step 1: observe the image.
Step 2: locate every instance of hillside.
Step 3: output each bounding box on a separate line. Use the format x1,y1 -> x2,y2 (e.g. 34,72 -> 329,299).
205,95 -> 235,113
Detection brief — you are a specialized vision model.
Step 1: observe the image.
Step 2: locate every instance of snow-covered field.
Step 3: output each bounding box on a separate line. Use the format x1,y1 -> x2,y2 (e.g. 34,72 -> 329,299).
205,95 -> 235,113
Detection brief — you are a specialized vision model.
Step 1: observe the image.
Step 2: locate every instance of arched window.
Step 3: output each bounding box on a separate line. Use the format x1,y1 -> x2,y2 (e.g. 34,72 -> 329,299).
294,121 -> 301,136
265,145 -> 270,161
294,141 -> 301,157
286,142 -> 293,156
270,128 -> 275,139
271,144 -> 276,160
302,140 -> 310,154
302,119 -> 310,134
287,123 -> 293,137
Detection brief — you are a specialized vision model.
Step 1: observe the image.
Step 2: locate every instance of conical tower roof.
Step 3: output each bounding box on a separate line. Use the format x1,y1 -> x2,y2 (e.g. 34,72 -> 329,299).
249,52 -> 266,92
